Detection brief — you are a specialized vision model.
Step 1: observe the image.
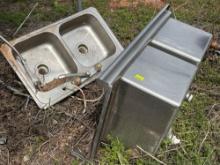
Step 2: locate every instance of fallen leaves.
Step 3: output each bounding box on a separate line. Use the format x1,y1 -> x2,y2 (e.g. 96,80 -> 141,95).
109,0 -> 166,10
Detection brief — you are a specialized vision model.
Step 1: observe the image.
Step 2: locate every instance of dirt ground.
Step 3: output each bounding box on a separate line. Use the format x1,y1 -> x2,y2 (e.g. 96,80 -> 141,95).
0,50 -> 103,164
0,1 -> 104,164
0,51 -> 103,164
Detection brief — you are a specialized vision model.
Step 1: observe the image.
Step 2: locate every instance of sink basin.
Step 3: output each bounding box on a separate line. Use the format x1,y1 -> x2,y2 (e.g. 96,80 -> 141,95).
60,14 -> 116,67
14,32 -> 77,84
0,7 -> 123,109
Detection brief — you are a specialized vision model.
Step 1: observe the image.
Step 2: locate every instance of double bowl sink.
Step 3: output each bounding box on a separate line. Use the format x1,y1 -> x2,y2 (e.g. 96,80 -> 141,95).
0,8 -> 123,109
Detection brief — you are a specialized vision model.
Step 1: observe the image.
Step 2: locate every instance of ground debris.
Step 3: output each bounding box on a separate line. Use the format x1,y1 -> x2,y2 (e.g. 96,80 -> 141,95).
211,39 -> 220,50
0,67 -> 103,164
109,0 -> 165,10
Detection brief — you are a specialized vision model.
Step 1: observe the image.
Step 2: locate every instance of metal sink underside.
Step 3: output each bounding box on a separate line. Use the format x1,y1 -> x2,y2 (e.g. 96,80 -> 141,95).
1,8 -> 123,109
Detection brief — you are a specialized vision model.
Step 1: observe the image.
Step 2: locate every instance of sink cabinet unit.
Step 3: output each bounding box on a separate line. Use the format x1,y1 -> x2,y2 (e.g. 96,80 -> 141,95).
91,5 -> 212,156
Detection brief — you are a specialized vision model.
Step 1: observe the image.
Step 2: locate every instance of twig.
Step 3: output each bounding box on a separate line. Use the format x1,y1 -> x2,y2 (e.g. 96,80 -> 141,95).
13,80 -> 23,86
169,1 -> 176,19
34,109 -> 43,120
72,131 -> 89,148
193,86 -> 220,98
28,140 -> 49,162
136,145 -> 167,165
59,111 -> 93,131
37,140 -> 49,153
180,144 -> 187,155
208,103 -> 220,117
71,88 -> 105,103
43,109 -> 47,125
162,148 -> 179,155
198,131 -> 209,153
202,149 -> 214,165
0,147 -> 10,165
67,86 -> 87,113
71,149 -> 91,163
13,3 -> 39,37
47,146 -> 59,163
174,0 -> 189,11
157,144 -> 193,157
7,148 -> 10,165
0,79 -> 31,98
24,96 -> 30,110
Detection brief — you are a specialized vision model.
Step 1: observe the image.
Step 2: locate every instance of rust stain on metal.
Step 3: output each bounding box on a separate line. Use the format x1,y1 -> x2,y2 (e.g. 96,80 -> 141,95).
37,76 -> 81,92
0,44 -> 34,85
0,44 -> 18,68
37,78 -> 67,92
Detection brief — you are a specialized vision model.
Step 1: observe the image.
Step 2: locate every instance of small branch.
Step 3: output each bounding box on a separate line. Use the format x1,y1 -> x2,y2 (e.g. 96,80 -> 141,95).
13,3 -> 39,37
24,96 -> 31,110
58,111 -> 93,131
37,140 -> 49,153
66,86 -> 87,113
72,131 -> 89,148
202,149 -> 214,165
71,88 -> 105,103
7,147 -> 10,165
207,103 -> 220,117
136,145 -> 167,165
198,131 -> 209,153
70,149 -> 91,163
174,0 -> 189,11
192,86 -> 220,98
0,79 -> 31,98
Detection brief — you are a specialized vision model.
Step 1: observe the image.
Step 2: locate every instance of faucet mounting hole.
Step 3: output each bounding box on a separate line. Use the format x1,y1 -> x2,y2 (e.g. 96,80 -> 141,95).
37,64 -> 49,75
78,44 -> 88,55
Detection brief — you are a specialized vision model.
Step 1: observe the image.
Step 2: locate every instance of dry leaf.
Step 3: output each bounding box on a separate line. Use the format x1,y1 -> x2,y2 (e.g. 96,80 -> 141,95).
109,0 -> 166,10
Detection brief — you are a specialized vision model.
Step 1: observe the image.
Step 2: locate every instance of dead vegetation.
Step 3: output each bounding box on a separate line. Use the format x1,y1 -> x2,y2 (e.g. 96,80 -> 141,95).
0,72 -> 103,164
109,0 -> 165,9
0,49 -> 104,164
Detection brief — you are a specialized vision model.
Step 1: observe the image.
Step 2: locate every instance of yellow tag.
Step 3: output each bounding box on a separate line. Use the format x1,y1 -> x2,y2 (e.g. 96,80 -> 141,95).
134,73 -> 145,81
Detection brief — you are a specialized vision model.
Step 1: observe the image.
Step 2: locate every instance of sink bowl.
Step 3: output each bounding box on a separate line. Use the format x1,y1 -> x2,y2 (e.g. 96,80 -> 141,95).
14,32 -> 77,84
0,7 -> 123,109
60,14 -> 116,67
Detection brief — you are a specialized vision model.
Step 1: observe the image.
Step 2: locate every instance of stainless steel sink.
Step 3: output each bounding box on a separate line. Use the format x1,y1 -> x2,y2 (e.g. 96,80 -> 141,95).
14,32 -> 78,84
60,14 -> 116,67
0,8 -> 123,109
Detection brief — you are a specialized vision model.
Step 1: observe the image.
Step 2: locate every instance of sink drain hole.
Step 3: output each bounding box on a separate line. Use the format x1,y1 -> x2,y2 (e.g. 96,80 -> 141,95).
37,64 -> 49,75
78,44 -> 88,55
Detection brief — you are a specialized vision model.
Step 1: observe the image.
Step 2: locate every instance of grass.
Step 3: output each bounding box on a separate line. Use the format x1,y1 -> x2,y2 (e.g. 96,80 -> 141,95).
0,0 -> 76,27
0,11 -> 26,26
0,0 -> 219,164
82,1 -> 220,164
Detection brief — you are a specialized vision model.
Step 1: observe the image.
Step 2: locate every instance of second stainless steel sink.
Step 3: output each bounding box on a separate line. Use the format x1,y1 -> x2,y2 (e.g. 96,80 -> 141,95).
0,7 -> 123,109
